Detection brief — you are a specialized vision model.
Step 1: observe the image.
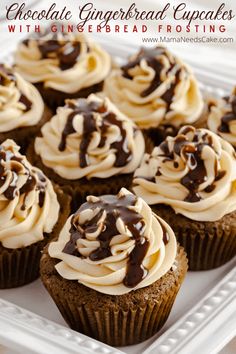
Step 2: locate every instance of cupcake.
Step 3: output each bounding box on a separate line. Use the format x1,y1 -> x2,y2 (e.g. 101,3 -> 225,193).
133,125 -> 236,270
0,139 -> 71,288
28,94 -> 148,209
104,46 -> 204,144
0,63 -> 51,150
207,87 -> 236,148
40,188 -> 188,346
14,28 -> 111,110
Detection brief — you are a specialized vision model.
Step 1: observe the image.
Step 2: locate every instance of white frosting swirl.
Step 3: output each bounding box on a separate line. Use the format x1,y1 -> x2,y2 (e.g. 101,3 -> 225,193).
207,88 -> 236,147
15,31 -> 111,93
0,64 -> 44,132
48,188 -> 177,295
35,94 -> 145,179
104,46 -> 203,129
0,139 -> 59,249
133,126 -> 236,221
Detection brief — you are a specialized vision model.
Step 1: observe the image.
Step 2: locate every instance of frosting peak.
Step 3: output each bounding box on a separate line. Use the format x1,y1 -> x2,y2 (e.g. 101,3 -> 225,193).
35,94 -> 145,179
15,29 -> 111,93
104,46 -> 203,129
0,64 -> 44,132
49,188 -> 177,295
207,87 -> 236,147
133,126 -> 236,221
0,139 -> 59,249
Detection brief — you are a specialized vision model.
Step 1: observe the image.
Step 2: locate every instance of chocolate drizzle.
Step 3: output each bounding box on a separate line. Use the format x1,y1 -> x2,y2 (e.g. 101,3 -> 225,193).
158,127 -> 226,202
0,64 -> 32,112
0,144 -> 46,209
218,95 -> 236,134
62,193 -> 153,288
25,30 -> 86,71
58,99 -> 132,169
121,47 -> 182,109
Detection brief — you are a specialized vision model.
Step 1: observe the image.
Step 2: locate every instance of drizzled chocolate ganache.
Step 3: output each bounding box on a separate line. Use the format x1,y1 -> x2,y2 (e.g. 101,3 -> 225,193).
217,93 -> 236,134
58,98 -> 132,168
0,64 -> 32,111
0,142 -> 46,209
158,126 -> 226,202
121,47 -> 182,109
62,193 -> 154,288
23,29 -> 88,71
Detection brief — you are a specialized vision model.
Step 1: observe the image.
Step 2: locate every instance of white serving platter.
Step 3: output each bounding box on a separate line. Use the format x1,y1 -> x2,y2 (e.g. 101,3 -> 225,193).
0,36 -> 235,354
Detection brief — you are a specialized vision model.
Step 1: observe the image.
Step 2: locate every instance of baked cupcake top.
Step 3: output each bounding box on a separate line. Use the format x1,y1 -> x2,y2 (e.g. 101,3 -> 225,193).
15,29 -> 111,94
0,139 -> 59,249
35,94 -> 145,180
103,46 -> 203,129
0,63 -> 44,132
48,188 -> 177,295
207,87 -> 236,147
133,126 -> 236,221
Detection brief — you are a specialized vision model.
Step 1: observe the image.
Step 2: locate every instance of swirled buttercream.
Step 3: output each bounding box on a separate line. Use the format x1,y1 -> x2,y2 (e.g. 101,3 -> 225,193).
35,94 -> 145,179
104,46 -> 203,129
133,126 -> 236,221
0,63 -> 44,132
15,29 -> 111,93
0,139 -> 59,249
48,188 -> 177,295
207,87 -> 236,147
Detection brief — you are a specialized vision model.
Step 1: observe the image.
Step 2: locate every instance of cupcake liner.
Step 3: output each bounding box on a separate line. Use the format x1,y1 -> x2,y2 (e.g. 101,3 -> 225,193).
40,246 -> 187,346
0,238 -> 48,289
152,204 -> 236,270
0,105 -> 52,153
35,82 -> 104,112
0,186 -> 71,288
27,135 -> 153,211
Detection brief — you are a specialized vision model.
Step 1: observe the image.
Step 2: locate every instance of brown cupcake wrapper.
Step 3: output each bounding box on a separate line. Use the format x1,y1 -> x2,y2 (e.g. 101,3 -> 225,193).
47,285 -> 179,346
35,81 -> 104,112
0,185 -> 71,289
177,224 -> 236,270
152,205 -> 236,270
41,246 -> 187,346
0,238 -> 48,289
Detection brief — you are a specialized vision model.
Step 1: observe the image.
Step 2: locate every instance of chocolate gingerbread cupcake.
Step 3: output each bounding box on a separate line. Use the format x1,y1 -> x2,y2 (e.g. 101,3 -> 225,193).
207,87 -> 236,148
14,28 -> 111,110
29,94 -> 148,209
0,139 -> 70,288
0,63 -> 51,151
40,188 -> 187,346
104,46 -> 204,145
133,125 -> 236,270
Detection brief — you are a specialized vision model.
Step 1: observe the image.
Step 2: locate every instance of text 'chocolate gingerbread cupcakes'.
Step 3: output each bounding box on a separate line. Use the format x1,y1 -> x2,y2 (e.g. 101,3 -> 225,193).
40,188 -> 187,346
133,125 -> 236,270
